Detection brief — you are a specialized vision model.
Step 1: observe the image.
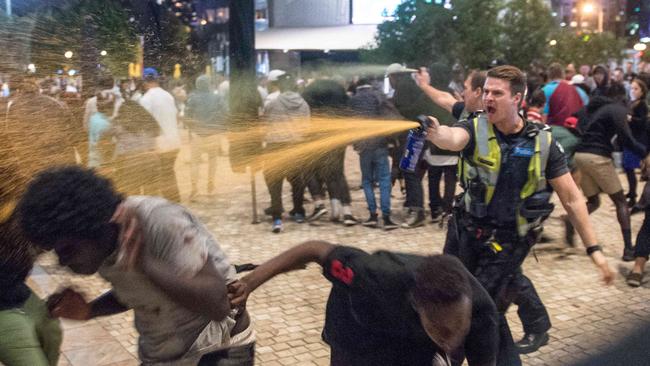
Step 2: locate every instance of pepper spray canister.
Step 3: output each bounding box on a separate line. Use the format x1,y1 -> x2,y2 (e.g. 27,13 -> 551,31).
399,115 -> 432,173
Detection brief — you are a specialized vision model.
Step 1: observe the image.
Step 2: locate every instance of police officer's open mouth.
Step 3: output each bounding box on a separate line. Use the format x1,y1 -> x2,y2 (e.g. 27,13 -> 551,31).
486,106 -> 496,114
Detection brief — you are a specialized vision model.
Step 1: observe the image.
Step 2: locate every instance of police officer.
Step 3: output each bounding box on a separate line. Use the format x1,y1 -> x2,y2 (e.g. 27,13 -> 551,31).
424,65 -> 614,366
416,67 -> 553,355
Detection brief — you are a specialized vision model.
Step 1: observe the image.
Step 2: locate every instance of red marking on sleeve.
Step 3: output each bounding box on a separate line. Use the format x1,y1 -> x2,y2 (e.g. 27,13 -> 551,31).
330,259 -> 354,285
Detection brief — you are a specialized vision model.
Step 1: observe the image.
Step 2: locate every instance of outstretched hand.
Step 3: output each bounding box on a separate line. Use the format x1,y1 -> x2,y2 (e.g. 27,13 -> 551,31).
228,279 -> 251,309
47,288 -> 91,320
414,67 -> 430,88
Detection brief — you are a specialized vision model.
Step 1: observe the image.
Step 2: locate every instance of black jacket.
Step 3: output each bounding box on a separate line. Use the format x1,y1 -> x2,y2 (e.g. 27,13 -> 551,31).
350,86 -> 389,152
576,96 -> 647,158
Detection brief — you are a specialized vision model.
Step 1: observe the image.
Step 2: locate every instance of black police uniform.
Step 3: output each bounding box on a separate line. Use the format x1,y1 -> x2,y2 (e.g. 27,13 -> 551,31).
322,246 -> 499,366
444,116 -> 569,366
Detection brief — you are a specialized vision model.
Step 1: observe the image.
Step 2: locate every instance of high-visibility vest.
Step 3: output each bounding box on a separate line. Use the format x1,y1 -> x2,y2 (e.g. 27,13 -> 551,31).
459,114 -> 552,237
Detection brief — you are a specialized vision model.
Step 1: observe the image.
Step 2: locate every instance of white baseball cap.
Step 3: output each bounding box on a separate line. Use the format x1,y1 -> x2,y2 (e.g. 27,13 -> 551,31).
386,63 -> 418,76
570,74 -> 585,85
268,69 -> 286,82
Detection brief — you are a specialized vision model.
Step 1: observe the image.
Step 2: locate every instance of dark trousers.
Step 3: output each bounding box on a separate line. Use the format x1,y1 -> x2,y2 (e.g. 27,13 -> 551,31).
635,209 -> 650,260
428,164 -> 457,214
330,342 -> 438,366
307,148 -> 351,204
158,149 -> 181,202
444,214 -> 550,365
404,160 -> 428,210
198,342 -> 255,366
264,144 -> 306,220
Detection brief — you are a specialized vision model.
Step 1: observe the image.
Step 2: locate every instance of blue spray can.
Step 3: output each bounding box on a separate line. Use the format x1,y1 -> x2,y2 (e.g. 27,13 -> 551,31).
400,115 -> 432,173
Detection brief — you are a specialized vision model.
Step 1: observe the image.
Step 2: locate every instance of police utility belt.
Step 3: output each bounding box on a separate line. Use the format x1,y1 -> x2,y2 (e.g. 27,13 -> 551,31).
456,114 -> 555,240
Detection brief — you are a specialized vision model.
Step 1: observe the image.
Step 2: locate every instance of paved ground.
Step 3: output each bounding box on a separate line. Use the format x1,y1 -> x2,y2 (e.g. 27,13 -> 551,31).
27,143 -> 650,366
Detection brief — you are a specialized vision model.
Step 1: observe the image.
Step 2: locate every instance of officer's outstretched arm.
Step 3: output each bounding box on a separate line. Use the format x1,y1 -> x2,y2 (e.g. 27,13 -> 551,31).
550,173 -> 614,285
425,116 -> 470,151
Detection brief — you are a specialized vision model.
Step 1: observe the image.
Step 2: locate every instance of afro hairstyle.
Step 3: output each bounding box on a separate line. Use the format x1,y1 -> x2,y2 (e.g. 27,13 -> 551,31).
17,165 -> 123,248
412,254 -> 472,307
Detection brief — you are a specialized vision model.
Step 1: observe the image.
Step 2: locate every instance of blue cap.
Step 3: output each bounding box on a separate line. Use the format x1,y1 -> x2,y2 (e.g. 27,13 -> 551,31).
143,67 -> 159,80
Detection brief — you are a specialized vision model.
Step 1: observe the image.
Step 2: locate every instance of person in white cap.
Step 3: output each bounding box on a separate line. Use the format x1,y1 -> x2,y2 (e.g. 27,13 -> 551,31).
264,69 -> 286,108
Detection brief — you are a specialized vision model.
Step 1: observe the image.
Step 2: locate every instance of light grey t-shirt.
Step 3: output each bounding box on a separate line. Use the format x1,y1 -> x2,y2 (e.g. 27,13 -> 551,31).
98,196 -> 238,365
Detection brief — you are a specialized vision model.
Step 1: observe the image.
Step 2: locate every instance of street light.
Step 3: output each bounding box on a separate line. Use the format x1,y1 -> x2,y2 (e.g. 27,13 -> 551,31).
634,43 -> 647,52
583,3 -> 594,14
100,50 -> 107,56
64,51 -> 73,59
549,40 -> 557,46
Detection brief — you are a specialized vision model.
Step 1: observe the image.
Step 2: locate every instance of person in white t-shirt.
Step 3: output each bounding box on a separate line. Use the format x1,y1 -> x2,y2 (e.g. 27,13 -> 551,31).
139,68 -> 182,202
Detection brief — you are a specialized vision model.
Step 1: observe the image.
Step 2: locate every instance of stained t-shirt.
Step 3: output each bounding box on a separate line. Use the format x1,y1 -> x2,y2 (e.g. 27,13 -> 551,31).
98,196 -> 239,365
453,117 -> 569,225
321,246 -> 498,366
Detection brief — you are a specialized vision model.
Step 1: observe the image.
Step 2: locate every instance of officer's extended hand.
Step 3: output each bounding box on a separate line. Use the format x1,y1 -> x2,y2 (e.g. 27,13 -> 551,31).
414,67 -> 430,89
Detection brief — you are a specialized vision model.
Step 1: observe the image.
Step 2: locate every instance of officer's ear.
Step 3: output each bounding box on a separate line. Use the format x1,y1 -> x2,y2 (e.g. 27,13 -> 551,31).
513,92 -> 523,108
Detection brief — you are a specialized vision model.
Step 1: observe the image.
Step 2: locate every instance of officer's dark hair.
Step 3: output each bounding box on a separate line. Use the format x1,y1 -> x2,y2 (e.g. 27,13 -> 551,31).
17,166 -> 123,249
412,255 -> 472,307
468,70 -> 487,92
548,63 -> 564,80
487,65 -> 527,98
529,88 -> 546,108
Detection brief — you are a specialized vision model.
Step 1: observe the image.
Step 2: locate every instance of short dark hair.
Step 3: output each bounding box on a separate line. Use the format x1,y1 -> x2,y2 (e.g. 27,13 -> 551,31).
468,70 -> 486,91
412,255 -> 472,307
17,166 -> 123,248
529,88 -> 546,108
607,82 -> 627,103
487,65 -> 527,97
548,63 -> 564,80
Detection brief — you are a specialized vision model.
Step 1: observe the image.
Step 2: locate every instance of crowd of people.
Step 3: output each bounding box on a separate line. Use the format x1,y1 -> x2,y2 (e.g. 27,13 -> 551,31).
1,58 -> 650,366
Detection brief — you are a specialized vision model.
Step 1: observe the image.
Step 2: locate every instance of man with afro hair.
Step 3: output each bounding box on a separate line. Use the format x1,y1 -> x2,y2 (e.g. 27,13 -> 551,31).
17,165 -> 255,365
229,240 -> 499,366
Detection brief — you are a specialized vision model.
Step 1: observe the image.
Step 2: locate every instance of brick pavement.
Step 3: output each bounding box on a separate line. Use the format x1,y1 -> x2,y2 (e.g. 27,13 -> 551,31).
27,145 -> 650,365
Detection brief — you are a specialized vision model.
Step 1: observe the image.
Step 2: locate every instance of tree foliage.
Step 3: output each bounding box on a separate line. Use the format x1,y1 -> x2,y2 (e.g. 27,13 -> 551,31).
548,30 -> 625,67
363,0 -> 502,69
1,0 -> 191,78
364,0 -> 623,70
500,0 -> 555,69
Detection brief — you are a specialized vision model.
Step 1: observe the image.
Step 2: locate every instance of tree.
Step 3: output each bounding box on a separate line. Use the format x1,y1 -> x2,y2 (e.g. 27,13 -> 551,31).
18,0 -> 138,77
363,0 -> 503,69
548,30 -> 625,67
499,0 -> 554,69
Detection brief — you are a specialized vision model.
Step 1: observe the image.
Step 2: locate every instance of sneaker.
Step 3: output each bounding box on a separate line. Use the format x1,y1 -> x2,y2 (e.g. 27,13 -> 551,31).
401,210 -> 425,228
515,332 -> 549,354
307,204 -> 328,221
362,214 -> 379,228
343,215 -> 359,226
272,219 -> 283,233
623,247 -> 635,262
626,271 -> 644,287
383,216 -> 399,231
430,208 -> 443,223
563,216 -> 575,247
293,213 -> 305,224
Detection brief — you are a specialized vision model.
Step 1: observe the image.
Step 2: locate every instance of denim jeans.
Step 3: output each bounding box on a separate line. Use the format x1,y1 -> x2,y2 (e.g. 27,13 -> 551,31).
359,148 -> 391,217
